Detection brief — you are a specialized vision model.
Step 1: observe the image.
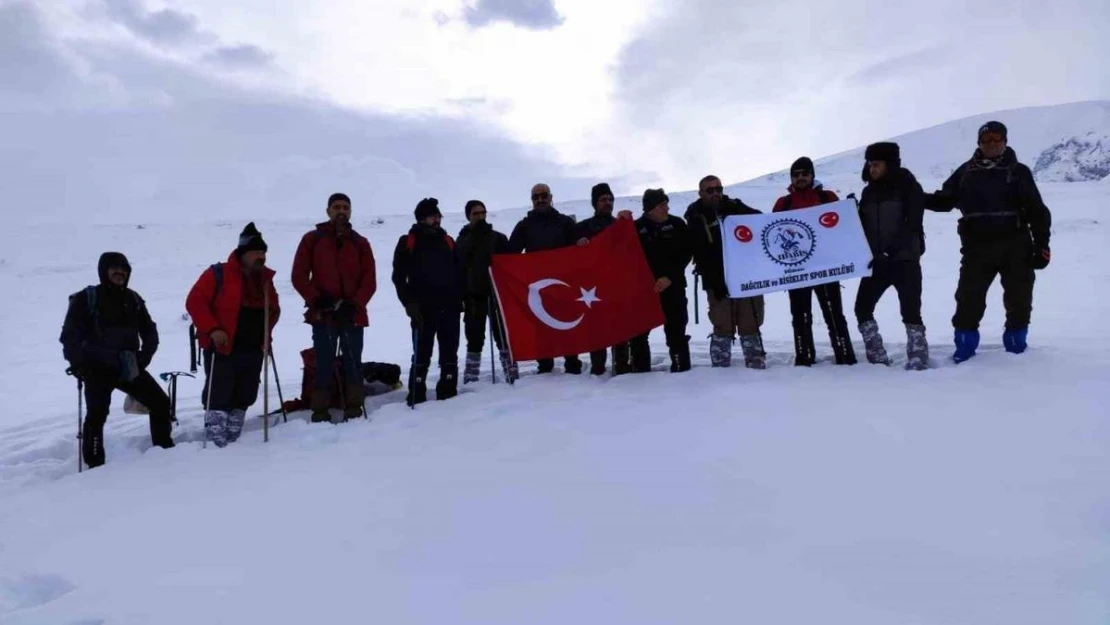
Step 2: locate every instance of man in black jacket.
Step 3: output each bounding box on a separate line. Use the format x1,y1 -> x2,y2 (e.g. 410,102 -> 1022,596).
457,199 -> 515,384
392,198 -> 463,404
853,142 -> 929,370
573,182 -> 634,376
925,121 -> 1052,363
684,175 -> 767,368
59,252 -> 174,468
632,189 -> 693,372
507,183 -> 583,374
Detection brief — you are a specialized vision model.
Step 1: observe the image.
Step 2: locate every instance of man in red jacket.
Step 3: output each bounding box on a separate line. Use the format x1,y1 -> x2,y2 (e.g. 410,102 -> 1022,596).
291,193 -> 378,422
186,223 -> 280,447
772,157 -> 857,366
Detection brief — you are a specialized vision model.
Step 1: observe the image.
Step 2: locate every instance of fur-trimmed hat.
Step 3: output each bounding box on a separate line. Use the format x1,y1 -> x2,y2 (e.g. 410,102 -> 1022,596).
591,182 -> 614,208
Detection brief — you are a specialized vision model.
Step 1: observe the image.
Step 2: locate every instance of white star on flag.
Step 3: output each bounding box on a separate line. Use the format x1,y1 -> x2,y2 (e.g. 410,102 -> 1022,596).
576,287 -> 601,308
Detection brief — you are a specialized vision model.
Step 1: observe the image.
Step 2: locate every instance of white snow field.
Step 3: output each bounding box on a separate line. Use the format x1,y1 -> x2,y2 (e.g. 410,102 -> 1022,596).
1,110 -> 1109,623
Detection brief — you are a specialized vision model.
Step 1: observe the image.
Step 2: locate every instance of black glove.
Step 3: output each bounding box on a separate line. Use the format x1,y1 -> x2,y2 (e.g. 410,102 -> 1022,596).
404,302 -> 423,327
1031,246 -> 1050,270
118,351 -> 140,384
313,295 -> 336,312
336,300 -> 357,322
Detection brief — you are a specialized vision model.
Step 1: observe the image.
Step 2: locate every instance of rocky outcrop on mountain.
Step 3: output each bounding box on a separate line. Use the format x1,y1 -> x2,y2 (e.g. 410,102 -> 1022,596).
1033,133 -> 1110,182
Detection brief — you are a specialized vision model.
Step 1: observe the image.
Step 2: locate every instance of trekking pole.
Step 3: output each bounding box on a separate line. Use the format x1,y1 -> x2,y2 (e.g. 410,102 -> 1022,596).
68,368 -> 83,473
693,273 -> 700,325
263,281 -> 270,443
203,351 -> 216,450
269,350 -> 287,423
487,298 -> 497,384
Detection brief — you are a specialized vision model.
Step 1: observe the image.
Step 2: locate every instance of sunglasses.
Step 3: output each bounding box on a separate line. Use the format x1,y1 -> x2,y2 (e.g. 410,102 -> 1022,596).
702,186 -> 723,195
531,193 -> 551,201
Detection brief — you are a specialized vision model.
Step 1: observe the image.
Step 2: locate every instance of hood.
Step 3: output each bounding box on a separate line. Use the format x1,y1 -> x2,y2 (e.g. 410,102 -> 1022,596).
97,252 -> 131,288
408,222 -> 446,237
225,250 -> 275,280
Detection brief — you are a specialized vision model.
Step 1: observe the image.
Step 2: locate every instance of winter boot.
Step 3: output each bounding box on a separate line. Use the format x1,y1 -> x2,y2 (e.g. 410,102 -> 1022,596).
82,420 -> 106,468
463,352 -> 481,384
498,349 -> 518,383
435,365 -> 458,400
536,359 -> 554,374
408,365 -> 429,405
226,409 -> 246,442
630,338 -> 652,373
204,410 -> 229,447
739,334 -> 766,369
710,334 -> 732,367
343,381 -> 366,420
564,356 -> 583,375
792,314 -> 816,367
953,329 -> 979,363
612,343 -> 632,375
905,324 -> 929,371
589,350 -> 608,376
828,322 -> 857,365
1003,328 -> 1028,354
310,388 -> 331,423
858,320 -> 892,365
669,336 -> 692,373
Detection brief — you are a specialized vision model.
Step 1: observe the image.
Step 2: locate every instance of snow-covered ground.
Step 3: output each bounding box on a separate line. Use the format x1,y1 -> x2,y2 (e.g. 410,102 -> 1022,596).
1,168 -> 1108,623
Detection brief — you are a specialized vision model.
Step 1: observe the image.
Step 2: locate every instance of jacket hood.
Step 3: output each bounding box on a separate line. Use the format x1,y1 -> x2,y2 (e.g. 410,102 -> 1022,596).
408,222 -> 447,237
97,252 -> 131,287
225,250 -> 276,280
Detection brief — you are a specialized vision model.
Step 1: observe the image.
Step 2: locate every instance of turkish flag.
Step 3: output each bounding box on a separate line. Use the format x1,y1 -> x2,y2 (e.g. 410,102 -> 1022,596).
490,218 -> 665,362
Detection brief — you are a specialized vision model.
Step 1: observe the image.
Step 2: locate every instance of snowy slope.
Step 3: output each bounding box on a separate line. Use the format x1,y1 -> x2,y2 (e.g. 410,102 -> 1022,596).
753,100 -> 1110,185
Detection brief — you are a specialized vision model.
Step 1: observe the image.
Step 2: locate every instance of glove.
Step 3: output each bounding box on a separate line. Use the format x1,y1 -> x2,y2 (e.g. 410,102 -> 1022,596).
404,302 -> 423,327
1031,246 -> 1050,270
336,300 -> 357,322
313,295 -> 336,312
118,351 -> 140,384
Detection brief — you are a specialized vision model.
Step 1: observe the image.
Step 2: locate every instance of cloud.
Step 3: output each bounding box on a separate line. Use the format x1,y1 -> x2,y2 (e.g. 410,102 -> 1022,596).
602,0 -> 1110,188
463,0 -> 565,30
201,44 -> 273,69
0,3 -> 604,226
100,0 -> 214,46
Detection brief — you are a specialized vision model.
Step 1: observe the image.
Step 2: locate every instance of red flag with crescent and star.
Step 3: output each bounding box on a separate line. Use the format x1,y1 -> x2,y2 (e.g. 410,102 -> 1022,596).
489,218 -> 665,362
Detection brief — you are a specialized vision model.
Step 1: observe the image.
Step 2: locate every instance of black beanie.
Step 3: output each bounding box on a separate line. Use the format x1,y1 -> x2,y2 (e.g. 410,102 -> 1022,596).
978,120 -> 1007,142
415,197 -> 442,221
236,222 -> 268,256
642,188 -> 669,212
328,192 -> 351,207
864,142 -> 901,165
591,182 -> 614,208
464,199 -> 485,219
790,157 -> 814,175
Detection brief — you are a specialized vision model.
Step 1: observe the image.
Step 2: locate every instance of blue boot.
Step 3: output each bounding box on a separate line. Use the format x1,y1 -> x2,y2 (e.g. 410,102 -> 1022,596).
1003,328 -> 1028,354
953,329 -> 979,363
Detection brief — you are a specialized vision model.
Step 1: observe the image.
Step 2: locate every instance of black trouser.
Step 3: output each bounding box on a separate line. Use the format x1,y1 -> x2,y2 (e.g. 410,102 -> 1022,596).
630,286 -> 689,369
463,296 -> 504,354
855,261 -> 923,325
201,347 -> 265,412
83,368 -> 173,467
953,233 -> 1034,331
789,282 -> 854,365
413,303 -> 461,368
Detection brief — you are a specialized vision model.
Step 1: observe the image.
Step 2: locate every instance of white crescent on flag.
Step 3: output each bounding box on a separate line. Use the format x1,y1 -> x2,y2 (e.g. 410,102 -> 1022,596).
527,279 -> 584,331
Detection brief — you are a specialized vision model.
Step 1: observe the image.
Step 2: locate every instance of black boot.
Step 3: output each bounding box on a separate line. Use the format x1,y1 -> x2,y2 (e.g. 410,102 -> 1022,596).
827,316 -> 857,365
793,313 -> 816,367
589,349 -> 607,376
669,335 -> 691,372
630,337 -> 652,373
563,355 -> 583,375
435,365 -> 458,400
407,365 -> 428,405
83,420 -> 105,468
612,343 -> 632,375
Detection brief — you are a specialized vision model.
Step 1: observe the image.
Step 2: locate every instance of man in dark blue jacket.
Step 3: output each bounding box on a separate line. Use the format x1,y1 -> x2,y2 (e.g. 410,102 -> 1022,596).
392,198 -> 464,404
60,252 -> 174,468
925,121 -> 1052,362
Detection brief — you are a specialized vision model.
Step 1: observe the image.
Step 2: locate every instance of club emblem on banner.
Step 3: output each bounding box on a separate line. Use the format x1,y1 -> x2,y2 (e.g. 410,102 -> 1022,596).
761,218 -> 817,266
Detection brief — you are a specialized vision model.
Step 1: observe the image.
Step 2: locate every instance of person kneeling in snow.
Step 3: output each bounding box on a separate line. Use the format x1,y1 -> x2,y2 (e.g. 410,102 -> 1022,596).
392,198 -> 463,405
60,252 -> 175,468
853,142 -> 929,370
186,223 -> 280,447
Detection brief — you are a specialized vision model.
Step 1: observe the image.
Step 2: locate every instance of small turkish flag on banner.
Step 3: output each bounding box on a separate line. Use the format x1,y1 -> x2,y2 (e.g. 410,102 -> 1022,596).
490,219 -> 665,362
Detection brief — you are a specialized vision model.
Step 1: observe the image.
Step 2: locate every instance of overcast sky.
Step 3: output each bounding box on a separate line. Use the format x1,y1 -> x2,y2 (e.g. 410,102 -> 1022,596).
3,0 -> 1108,223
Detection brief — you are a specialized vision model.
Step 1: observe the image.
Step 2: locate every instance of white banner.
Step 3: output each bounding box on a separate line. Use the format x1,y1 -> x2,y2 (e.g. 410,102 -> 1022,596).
721,200 -> 873,297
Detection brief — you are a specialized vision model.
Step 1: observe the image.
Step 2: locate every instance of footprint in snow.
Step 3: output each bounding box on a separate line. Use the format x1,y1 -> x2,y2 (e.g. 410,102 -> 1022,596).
0,573 -> 76,614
